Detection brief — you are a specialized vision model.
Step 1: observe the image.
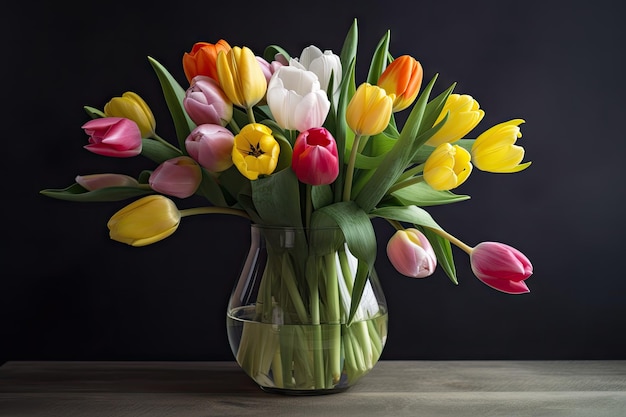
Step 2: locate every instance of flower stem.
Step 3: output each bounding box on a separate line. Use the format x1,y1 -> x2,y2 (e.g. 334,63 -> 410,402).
179,206 -> 251,220
343,134 -> 362,201
246,106 -> 256,124
426,227 -> 474,255
151,133 -> 183,153
387,175 -> 424,194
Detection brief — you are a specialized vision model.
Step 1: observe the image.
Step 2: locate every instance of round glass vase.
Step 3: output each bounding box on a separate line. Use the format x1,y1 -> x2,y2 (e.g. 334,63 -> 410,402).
226,224 -> 388,395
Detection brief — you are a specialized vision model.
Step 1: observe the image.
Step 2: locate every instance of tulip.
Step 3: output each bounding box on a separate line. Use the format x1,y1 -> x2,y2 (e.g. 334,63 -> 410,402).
216,46 -> 267,109
104,92 -> 156,138
75,173 -> 140,191
346,83 -> 393,136
148,156 -> 202,198
423,143 -> 472,191
107,195 -> 181,247
266,66 -> 330,132
256,56 -> 283,85
182,40 -> 231,84
426,94 -> 485,147
82,117 -> 142,157
290,45 -> 342,101
470,241 -> 533,294
471,119 -> 532,173
185,124 -> 235,172
386,228 -> 437,278
232,123 -> 280,180
183,75 -> 233,126
291,127 -> 339,185
377,55 -> 423,112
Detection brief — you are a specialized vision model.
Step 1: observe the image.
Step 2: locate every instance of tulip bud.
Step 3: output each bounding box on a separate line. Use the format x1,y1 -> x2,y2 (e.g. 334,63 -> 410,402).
148,156 -> 202,198
266,66 -> 330,132
471,119 -> 532,173
423,143 -> 472,191
232,123 -> 280,180
183,76 -> 233,127
290,45 -> 342,100
82,117 -> 142,158
386,228 -> 437,278
185,124 -> 235,173
426,94 -> 485,147
346,83 -> 393,136
75,173 -> 140,191
107,195 -> 181,247
216,46 -> 267,109
470,241 -> 533,294
292,127 -> 339,185
377,55 -> 423,112
182,40 -> 231,84
104,92 -> 156,138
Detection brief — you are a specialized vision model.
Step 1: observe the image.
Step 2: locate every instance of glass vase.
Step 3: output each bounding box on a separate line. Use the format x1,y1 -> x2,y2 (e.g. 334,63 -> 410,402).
226,224 -> 388,395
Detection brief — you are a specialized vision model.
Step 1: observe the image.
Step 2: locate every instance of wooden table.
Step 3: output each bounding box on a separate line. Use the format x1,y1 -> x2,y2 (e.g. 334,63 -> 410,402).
1,360 -> 625,416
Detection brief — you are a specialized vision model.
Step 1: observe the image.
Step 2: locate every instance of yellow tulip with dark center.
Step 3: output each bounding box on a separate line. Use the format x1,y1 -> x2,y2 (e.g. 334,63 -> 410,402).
104,91 -> 156,138
232,123 -> 280,180
426,94 -> 484,147
107,195 -> 181,247
216,46 -> 267,109
423,143 -> 472,191
471,119 -> 531,173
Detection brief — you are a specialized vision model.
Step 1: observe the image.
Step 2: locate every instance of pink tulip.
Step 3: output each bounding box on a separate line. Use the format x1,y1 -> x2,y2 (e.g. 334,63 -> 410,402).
256,56 -> 283,85
185,124 -> 235,172
470,241 -> 533,294
386,228 -> 437,278
82,117 -> 142,157
148,156 -> 202,198
291,127 -> 339,185
75,173 -> 139,191
183,75 -> 233,126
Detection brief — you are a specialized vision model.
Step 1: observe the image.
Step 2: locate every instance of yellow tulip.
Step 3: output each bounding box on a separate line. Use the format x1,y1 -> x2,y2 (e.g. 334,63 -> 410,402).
423,143 -> 472,191
471,119 -> 531,173
104,91 -> 156,138
216,46 -> 267,109
426,94 -> 484,147
346,83 -> 393,136
232,123 -> 280,180
107,195 -> 181,247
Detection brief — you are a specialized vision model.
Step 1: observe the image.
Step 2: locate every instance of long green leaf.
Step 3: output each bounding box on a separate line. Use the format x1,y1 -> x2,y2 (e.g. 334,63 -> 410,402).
40,183 -> 153,202
366,30 -> 390,84
417,225 -> 458,284
389,182 -> 470,206
140,138 -> 182,164
195,169 -> 227,207
147,56 -> 195,149
370,205 -> 443,230
263,45 -> 291,63
251,168 -> 302,227
339,18 -> 358,81
311,201 -> 376,324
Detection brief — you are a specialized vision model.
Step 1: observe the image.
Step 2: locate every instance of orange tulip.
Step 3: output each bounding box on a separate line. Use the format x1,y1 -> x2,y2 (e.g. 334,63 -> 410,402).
182,40 -> 231,84
377,55 -> 423,112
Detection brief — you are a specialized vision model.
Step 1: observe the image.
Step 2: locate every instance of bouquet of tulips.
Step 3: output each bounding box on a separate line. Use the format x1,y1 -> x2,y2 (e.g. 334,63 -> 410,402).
41,19 -> 533,389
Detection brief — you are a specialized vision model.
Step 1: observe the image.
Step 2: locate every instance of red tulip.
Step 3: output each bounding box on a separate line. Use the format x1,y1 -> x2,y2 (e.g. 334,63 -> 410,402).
470,242 -> 533,294
291,127 -> 339,185
82,117 -> 142,157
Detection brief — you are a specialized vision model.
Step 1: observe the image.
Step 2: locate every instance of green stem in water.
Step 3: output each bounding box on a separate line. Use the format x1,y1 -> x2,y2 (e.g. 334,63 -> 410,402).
305,184 -> 312,229
342,134 -> 362,201
179,206 -> 251,220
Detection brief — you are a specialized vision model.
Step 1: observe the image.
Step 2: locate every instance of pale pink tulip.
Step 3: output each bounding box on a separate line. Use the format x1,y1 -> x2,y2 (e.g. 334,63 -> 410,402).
148,156 -> 201,198
185,124 -> 235,172
183,75 -> 233,126
75,173 -> 139,191
386,228 -> 437,278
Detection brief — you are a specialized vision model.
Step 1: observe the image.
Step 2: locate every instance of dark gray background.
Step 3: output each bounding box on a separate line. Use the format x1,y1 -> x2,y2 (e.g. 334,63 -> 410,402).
3,0 -> 624,361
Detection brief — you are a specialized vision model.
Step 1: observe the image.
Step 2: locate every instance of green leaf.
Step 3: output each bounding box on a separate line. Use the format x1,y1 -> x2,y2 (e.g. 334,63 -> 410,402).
140,138 -> 182,164
263,45 -> 291,63
311,184 -> 333,210
370,205 -> 443,230
366,30 -> 390,85
84,106 -> 105,119
311,201 -> 376,324
251,168 -> 302,227
339,18 -> 358,81
195,169 -> 228,207
147,56 -> 195,149
417,225 -> 458,284
40,183 -> 153,202
390,182 -> 470,206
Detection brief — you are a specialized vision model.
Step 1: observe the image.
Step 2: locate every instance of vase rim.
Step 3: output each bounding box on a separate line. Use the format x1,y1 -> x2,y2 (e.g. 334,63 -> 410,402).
251,223 -> 340,231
